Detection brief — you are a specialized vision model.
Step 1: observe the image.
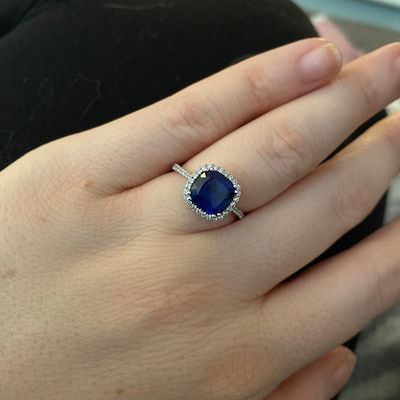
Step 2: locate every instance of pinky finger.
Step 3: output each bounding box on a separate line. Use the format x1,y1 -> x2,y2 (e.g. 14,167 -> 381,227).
264,346 -> 356,400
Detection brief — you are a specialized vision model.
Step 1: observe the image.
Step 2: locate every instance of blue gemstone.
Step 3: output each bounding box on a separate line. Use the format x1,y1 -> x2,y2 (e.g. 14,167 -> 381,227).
190,170 -> 236,215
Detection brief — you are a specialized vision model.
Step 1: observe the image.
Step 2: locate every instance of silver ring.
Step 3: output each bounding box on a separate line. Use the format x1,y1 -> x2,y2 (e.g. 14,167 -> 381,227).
173,163 -> 244,221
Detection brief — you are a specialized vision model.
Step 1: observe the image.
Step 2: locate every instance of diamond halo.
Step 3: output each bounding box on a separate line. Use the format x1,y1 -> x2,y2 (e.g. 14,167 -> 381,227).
173,163 -> 243,221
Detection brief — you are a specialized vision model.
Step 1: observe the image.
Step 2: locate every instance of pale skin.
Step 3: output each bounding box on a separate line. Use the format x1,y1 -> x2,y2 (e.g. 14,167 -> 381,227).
1,38 -> 400,400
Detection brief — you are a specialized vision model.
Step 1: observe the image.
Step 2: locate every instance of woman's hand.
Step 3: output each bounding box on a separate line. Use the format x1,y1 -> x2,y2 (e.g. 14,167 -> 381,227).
1,38 -> 399,400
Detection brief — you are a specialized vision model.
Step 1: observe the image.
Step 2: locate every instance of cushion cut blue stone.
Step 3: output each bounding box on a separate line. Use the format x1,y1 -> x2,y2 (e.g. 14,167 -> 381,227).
190,170 -> 236,215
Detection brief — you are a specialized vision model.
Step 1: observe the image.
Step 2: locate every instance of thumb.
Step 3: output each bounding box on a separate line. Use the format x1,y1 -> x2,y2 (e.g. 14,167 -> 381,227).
265,346 -> 356,400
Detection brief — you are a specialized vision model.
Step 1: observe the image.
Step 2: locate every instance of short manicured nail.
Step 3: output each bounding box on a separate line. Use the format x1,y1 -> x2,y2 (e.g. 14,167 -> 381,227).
329,351 -> 357,397
299,42 -> 342,82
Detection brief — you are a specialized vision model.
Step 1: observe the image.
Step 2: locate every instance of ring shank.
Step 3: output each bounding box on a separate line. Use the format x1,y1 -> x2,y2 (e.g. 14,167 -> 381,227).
172,163 -> 191,179
232,206 -> 245,219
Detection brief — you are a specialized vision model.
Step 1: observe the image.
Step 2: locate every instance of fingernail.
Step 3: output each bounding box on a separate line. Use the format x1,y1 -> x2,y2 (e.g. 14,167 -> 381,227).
310,12 -> 330,25
329,352 -> 357,397
299,42 -> 342,82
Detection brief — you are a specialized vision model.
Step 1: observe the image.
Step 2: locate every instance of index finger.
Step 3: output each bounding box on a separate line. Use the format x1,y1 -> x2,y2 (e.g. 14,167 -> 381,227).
77,38 -> 342,191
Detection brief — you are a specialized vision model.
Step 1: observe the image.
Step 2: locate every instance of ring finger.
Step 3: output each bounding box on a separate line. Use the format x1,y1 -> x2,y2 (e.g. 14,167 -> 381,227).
168,43 -> 400,232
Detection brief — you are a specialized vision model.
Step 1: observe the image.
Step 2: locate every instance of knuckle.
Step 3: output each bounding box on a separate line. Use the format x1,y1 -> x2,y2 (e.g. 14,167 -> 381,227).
382,113 -> 400,155
328,169 -> 376,231
347,68 -> 378,114
162,95 -> 222,150
253,119 -> 316,182
242,63 -> 275,108
365,267 -> 389,316
360,254 -> 400,318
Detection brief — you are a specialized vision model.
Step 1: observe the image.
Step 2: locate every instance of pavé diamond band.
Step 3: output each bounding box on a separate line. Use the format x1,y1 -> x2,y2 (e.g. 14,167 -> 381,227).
173,163 -> 244,221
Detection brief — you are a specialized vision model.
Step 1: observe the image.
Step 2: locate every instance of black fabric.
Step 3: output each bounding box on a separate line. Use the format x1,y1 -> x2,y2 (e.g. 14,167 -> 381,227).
0,0 -> 322,168
0,0 -> 388,396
